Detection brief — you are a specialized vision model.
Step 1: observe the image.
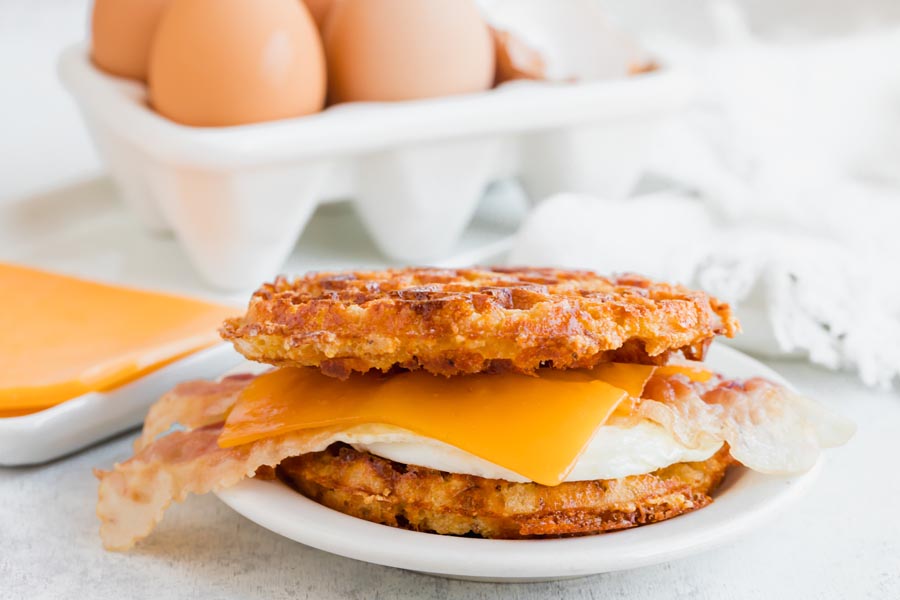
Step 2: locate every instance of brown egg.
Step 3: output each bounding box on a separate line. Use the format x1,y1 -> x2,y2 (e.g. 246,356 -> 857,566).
91,0 -> 172,81
324,0 -> 495,103
148,0 -> 326,127
302,0 -> 339,31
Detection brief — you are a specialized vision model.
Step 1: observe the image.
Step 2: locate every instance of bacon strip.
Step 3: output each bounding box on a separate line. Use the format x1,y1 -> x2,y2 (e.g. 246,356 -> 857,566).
630,374 -> 855,474
135,374 -> 255,451
97,423 -> 346,551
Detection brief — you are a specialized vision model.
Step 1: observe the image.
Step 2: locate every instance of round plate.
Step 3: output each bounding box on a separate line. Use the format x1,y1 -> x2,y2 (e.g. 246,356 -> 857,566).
215,344 -> 821,581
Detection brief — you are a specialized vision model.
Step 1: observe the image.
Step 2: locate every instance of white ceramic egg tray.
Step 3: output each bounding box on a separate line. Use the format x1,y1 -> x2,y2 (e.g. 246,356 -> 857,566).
59,44 -> 692,291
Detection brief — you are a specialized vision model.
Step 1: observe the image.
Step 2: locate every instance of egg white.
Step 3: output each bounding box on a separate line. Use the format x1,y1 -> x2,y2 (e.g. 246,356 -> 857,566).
319,421 -> 722,483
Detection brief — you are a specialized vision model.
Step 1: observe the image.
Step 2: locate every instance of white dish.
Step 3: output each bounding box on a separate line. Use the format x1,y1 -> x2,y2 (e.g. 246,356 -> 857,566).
59,45 -> 692,290
0,344 -> 243,466
215,344 -> 820,581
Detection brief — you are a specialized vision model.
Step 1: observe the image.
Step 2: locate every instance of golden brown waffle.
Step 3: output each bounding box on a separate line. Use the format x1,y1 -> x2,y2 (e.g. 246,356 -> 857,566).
278,444 -> 734,538
221,267 -> 739,378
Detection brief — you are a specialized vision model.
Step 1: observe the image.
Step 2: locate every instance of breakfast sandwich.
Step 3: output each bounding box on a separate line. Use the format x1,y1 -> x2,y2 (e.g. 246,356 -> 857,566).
95,268 -> 852,551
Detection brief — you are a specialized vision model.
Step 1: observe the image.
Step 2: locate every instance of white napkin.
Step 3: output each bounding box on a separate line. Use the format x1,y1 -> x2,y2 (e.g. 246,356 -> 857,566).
509,12 -> 900,388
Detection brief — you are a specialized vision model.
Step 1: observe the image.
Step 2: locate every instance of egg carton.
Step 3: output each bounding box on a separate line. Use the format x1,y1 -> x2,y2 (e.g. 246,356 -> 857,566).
59,44 -> 693,291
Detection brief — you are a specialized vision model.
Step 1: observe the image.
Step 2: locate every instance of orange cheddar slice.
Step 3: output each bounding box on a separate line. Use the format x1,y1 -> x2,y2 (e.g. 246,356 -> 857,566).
0,263 -> 237,413
0,407 -> 41,418
541,363 -> 656,397
656,364 -> 715,383
219,364 -> 656,486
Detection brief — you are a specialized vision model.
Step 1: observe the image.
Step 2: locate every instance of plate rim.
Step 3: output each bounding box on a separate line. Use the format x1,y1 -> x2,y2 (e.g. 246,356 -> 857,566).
214,344 -> 822,579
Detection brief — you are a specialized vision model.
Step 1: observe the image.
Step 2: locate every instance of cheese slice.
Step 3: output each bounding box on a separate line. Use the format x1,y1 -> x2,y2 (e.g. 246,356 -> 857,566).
656,364 -> 714,383
541,363 -> 657,396
219,364 -> 655,486
0,263 -> 237,413
0,408 -> 40,418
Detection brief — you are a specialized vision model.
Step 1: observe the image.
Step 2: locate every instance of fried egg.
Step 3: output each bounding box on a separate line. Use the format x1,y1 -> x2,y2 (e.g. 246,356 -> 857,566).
322,420 -> 723,483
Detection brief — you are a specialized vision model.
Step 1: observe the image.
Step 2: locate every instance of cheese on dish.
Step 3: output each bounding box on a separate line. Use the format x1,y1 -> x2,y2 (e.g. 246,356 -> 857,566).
0,263 -> 236,413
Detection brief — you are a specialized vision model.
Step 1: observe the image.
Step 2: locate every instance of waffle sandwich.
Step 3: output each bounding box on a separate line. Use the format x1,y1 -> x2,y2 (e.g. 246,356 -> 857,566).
96,268 -> 852,550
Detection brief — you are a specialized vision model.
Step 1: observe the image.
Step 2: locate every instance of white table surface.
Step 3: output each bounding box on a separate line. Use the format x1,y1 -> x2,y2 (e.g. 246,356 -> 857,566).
0,179 -> 898,600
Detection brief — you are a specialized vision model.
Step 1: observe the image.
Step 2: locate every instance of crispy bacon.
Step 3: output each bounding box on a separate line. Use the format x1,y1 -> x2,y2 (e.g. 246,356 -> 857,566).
628,374 -> 855,474
135,374 -> 256,451
97,423 -> 347,551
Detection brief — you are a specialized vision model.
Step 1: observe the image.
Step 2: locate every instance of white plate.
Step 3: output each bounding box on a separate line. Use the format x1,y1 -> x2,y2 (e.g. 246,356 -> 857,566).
0,344 -> 244,466
215,344 -> 821,581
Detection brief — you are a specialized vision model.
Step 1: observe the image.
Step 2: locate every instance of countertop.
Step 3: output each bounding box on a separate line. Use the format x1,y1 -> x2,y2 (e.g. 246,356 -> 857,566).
3,358 -> 898,600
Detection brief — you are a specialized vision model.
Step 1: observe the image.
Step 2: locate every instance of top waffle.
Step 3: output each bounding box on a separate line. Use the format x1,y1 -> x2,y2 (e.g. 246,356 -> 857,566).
220,267 -> 739,378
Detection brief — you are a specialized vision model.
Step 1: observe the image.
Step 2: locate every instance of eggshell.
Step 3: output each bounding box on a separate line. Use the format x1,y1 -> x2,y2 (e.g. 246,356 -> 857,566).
91,0 -> 172,81
148,0 -> 326,127
478,0 -> 650,82
324,0 -> 495,103
491,28 -> 546,84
